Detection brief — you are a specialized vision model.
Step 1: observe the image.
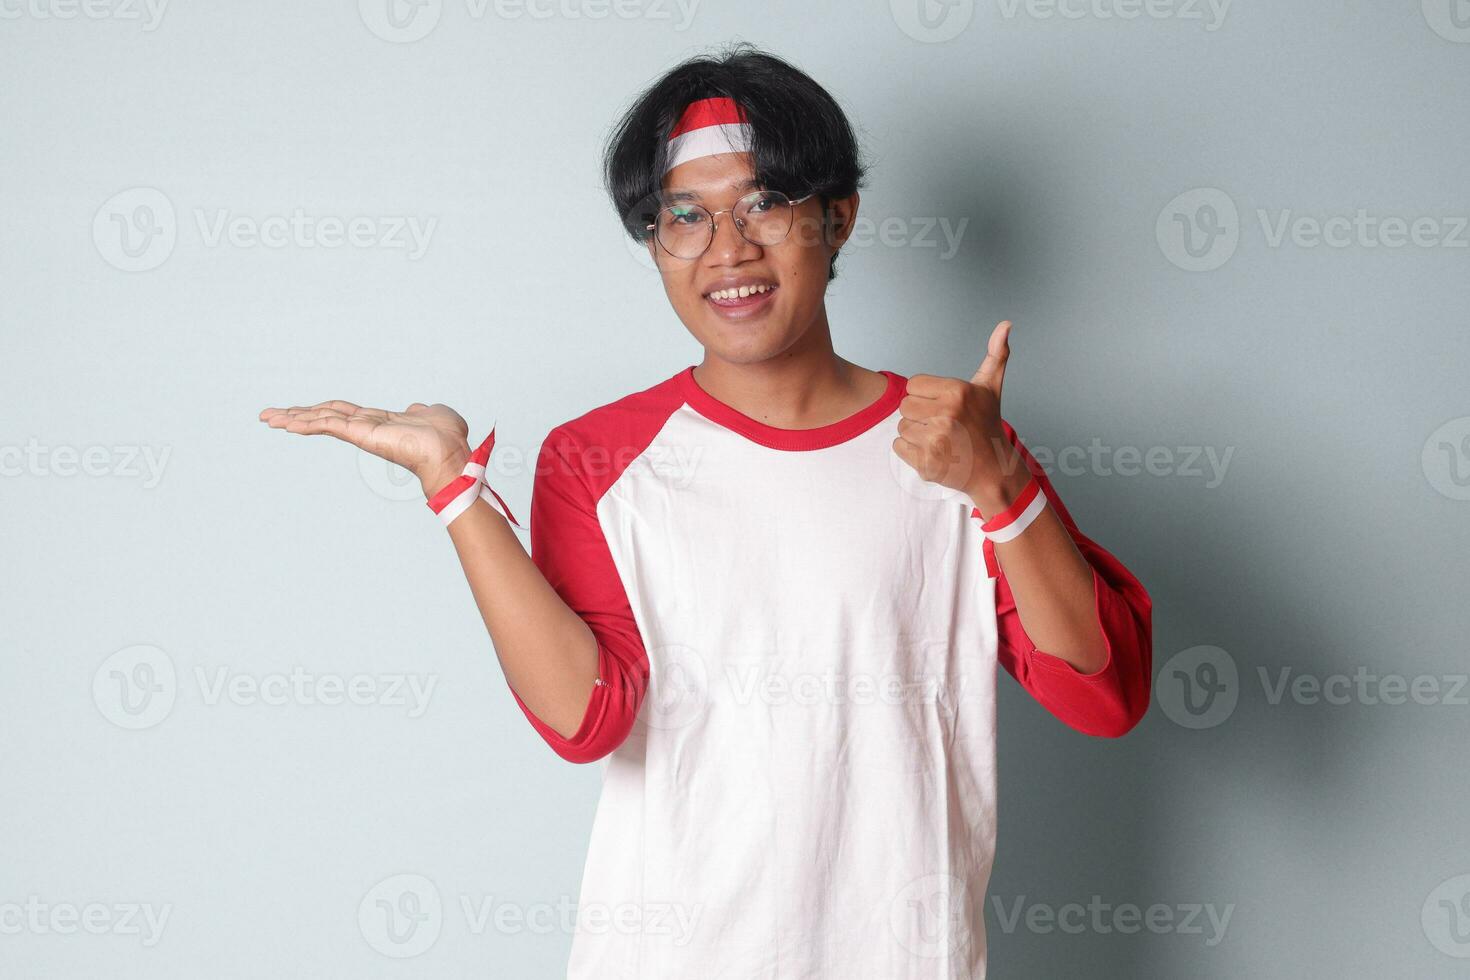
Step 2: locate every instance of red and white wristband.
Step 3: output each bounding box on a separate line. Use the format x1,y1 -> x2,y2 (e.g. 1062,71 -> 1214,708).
424,428 -> 521,529
970,475 -> 1047,578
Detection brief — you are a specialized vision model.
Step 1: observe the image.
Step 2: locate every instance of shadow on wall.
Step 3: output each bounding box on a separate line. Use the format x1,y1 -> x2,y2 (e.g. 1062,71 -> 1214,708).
987,408 -> 1369,977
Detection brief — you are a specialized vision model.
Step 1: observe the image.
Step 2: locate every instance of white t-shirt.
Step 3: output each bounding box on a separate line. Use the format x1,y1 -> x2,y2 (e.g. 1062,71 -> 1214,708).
510,365 -> 1152,980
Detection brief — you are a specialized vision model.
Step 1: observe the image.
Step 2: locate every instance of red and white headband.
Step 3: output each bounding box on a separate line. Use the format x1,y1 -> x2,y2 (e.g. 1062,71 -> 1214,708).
662,97 -> 754,176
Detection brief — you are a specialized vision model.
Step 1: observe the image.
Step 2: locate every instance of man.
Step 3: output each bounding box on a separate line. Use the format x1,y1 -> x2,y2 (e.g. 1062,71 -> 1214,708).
261,44 -> 1150,980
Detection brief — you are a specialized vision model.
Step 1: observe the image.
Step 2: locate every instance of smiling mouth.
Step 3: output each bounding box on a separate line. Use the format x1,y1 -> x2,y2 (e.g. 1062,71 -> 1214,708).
704,284 -> 777,311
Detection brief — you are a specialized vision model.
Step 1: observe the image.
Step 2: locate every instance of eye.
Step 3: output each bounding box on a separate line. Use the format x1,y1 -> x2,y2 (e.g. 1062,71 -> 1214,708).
740,189 -> 787,214
666,206 -> 707,226
745,192 -> 782,214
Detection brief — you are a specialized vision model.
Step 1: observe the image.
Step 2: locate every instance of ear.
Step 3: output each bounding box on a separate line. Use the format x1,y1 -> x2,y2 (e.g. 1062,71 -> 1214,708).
825,191 -> 860,249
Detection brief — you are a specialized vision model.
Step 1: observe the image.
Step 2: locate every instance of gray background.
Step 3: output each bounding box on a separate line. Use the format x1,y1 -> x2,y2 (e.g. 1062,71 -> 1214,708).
3,1 -> 1469,977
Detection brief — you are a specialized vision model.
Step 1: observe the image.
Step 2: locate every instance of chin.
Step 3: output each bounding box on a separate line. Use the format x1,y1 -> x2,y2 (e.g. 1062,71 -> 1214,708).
699,324 -> 801,365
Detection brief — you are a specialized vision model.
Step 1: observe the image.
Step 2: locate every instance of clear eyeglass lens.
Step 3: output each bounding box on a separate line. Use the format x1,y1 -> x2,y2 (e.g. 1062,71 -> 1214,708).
734,191 -> 794,246
654,191 -> 797,258
654,205 -> 711,258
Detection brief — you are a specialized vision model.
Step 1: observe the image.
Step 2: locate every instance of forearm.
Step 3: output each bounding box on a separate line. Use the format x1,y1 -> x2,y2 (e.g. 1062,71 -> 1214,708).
968,467 -> 1109,674
258,401 -> 604,740
439,493 -> 600,739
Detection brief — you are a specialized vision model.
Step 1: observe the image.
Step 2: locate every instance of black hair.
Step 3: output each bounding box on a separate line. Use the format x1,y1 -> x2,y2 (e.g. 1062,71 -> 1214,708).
603,43 -> 868,282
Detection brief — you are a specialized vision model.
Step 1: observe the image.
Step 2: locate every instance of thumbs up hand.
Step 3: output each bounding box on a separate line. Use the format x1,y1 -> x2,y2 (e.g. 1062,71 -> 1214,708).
893,320 -> 1029,513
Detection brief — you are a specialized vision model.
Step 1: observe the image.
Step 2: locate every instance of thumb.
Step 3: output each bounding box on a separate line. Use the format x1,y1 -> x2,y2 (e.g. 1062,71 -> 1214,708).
970,320 -> 1012,393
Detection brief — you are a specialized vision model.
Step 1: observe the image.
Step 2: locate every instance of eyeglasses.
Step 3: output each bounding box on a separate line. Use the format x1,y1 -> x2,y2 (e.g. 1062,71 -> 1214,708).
646,190 -> 816,260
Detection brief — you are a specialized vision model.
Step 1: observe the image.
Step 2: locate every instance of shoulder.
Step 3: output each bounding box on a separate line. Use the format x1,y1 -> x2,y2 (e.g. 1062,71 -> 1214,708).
537,368 -> 690,499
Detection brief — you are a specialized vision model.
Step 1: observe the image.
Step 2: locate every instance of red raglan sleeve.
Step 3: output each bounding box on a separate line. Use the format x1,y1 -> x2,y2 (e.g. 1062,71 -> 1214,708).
506,426 -> 650,764
992,420 -> 1153,737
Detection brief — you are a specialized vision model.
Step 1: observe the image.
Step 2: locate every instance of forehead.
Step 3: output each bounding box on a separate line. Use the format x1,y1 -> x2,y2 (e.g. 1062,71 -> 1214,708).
660,151 -> 760,203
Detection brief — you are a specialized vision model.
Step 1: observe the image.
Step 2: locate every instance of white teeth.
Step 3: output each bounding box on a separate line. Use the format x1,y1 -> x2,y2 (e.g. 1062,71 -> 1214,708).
709,284 -> 772,300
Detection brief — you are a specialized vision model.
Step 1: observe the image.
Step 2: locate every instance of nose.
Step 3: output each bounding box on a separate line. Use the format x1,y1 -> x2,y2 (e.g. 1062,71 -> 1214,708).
705,209 -> 761,265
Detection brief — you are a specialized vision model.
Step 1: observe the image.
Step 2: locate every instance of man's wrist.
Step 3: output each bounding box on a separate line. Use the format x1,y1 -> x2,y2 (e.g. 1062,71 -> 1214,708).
964,465 -> 1034,520
418,446 -> 471,499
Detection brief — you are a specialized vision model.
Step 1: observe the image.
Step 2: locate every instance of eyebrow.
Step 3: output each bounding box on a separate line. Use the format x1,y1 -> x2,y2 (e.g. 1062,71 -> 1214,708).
660,178 -> 763,205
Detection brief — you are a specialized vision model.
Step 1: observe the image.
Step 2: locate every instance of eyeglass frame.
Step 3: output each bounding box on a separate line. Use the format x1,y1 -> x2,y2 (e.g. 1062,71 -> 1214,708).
644,190 -> 819,258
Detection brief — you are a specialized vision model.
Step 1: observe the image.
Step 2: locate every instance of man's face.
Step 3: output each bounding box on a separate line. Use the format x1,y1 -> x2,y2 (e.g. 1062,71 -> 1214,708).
647,151 -> 857,365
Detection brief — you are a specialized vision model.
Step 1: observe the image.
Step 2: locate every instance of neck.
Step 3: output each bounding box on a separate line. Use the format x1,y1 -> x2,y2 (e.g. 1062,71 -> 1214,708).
692,312 -> 887,429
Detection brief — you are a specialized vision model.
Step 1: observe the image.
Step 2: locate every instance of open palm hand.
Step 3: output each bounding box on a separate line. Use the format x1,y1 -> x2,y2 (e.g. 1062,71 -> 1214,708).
258,400 -> 471,493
